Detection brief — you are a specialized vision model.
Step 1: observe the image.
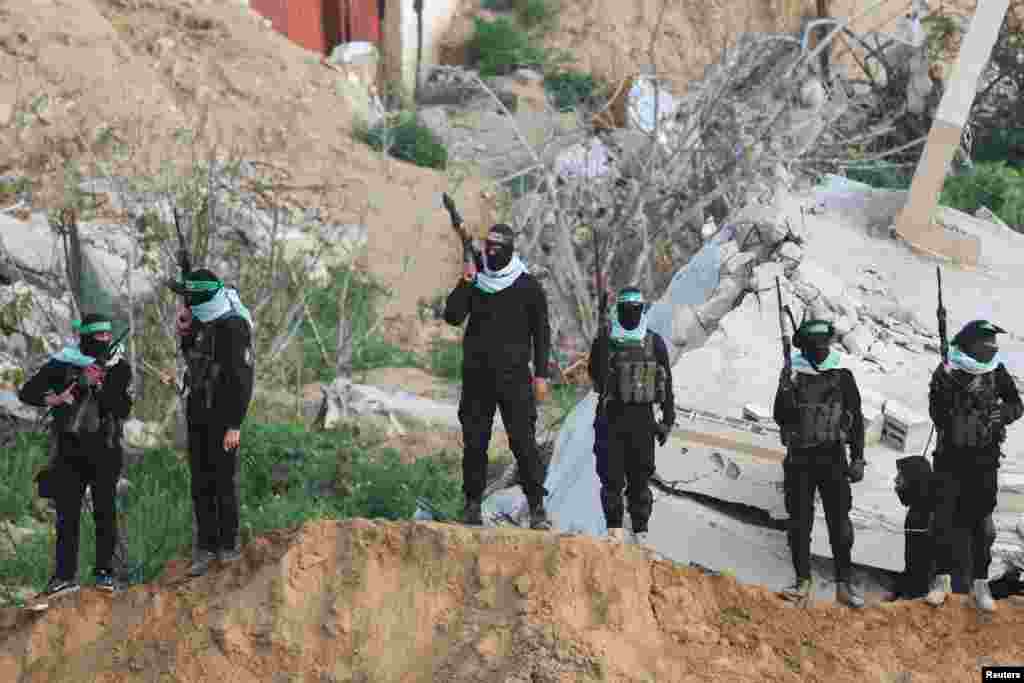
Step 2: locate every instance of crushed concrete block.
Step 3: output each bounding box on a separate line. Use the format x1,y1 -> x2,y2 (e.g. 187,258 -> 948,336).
775,241 -> 803,272
743,403 -> 772,422
794,260 -> 846,304
881,400 -> 932,454
721,250 -> 756,277
833,315 -> 855,338
842,325 -> 874,355
863,404 -> 885,445
752,262 -> 787,292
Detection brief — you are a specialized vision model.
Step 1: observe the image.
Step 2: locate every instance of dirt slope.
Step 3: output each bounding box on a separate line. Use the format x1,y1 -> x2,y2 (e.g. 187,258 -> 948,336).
0,0 -> 495,316
1,519 -> 1021,682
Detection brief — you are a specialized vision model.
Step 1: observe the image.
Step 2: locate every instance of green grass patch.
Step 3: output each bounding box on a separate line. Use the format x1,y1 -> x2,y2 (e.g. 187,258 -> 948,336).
0,420 -> 463,601
356,111 -> 448,170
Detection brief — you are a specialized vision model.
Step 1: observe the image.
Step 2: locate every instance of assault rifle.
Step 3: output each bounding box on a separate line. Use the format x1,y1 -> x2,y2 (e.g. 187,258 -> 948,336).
442,193 -> 483,272
170,208 -> 193,296
936,265 -> 948,364
64,325 -> 131,437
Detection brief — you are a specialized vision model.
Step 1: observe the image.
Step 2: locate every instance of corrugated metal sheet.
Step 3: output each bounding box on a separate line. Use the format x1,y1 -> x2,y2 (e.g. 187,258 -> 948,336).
288,0 -> 328,53
346,0 -> 380,43
250,0 -> 288,34
250,0 -> 381,55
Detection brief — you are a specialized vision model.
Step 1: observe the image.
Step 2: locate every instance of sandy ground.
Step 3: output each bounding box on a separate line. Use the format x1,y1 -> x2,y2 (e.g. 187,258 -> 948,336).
1,520 -> 1022,683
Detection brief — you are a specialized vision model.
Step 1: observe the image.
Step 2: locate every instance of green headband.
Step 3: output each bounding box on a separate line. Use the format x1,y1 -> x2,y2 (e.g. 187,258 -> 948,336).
617,291 -> 644,304
183,279 -> 224,293
802,322 -> 831,335
73,320 -> 112,334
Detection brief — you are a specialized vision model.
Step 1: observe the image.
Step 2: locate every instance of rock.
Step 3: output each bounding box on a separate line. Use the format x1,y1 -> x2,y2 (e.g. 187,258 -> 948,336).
751,262 -> 786,293
515,68 -> 543,84
721,251 -> 755,278
842,325 -> 874,355
743,403 -> 771,422
700,275 -> 744,322
0,521 -> 39,557
976,206 -> 1010,229
799,78 -> 827,109
122,419 -> 163,448
701,218 -> 718,240
794,260 -> 845,304
0,102 -> 13,128
832,315 -> 855,338
667,304 -> 710,354
775,241 -> 803,272
881,400 -> 932,453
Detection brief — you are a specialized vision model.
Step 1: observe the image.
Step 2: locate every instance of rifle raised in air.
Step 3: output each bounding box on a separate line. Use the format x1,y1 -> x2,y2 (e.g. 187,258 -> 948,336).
936,265 -> 948,364
442,193 -> 483,272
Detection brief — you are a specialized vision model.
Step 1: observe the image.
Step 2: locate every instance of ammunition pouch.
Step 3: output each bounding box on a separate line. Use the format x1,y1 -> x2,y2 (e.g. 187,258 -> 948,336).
786,372 -> 845,449
608,334 -> 665,405
949,372 -> 998,449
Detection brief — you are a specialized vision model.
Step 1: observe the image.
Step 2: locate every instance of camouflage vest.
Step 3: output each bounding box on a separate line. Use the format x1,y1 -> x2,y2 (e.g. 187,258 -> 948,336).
786,371 -> 845,448
607,333 -> 666,405
948,370 -> 999,449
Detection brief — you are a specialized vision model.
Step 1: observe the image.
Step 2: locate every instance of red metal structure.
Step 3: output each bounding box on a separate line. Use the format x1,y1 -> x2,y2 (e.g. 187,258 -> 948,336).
249,0 -> 380,55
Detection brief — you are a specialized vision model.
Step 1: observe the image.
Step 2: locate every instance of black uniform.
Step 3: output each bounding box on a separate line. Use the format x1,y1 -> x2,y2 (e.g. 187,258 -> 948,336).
18,356 -> 133,581
928,361 -> 1022,582
180,313 -> 254,556
589,332 -> 675,533
443,271 -> 551,507
773,367 -> 865,584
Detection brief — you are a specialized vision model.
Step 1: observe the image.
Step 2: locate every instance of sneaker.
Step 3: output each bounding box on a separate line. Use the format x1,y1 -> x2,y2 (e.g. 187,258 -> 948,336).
218,548 -> 242,564
971,579 -> 995,613
462,500 -> 483,526
187,549 -> 216,577
836,581 -> 865,608
27,576 -> 80,611
925,573 -> 952,607
529,504 -> 552,530
94,569 -> 117,593
607,527 -> 626,542
782,577 -> 814,604
633,531 -> 650,546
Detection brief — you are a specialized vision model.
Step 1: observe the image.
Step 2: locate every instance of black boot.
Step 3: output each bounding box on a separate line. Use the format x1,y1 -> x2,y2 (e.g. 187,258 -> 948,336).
462,499 -> 483,526
529,501 -> 552,530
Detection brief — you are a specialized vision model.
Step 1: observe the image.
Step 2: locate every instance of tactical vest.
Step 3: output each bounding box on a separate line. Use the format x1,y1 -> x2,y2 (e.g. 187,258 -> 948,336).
184,309 -> 255,411
606,334 -> 665,405
948,370 -> 999,449
785,371 -> 845,448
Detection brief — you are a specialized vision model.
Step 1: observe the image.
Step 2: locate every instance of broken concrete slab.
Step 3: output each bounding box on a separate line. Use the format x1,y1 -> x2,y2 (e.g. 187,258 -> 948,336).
794,259 -> 846,304
842,325 -> 874,355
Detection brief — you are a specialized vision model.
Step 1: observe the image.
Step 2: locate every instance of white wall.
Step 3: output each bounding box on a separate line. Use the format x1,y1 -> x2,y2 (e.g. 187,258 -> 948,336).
399,0 -> 460,91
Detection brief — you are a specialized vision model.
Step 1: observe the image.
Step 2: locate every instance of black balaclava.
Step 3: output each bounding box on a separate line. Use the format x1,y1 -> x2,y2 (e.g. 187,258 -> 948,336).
895,455 -> 933,510
484,224 -> 515,272
77,312 -> 113,360
795,319 -> 834,366
615,286 -> 646,331
181,268 -> 223,309
952,319 -> 1005,365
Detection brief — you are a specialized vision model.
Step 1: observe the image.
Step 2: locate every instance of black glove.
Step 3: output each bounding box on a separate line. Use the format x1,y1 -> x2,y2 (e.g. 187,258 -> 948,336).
847,458 -> 865,483
655,422 -> 671,447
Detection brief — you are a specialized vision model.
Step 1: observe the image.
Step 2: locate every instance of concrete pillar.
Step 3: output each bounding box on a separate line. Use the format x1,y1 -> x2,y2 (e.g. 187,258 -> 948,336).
892,0 -> 1010,265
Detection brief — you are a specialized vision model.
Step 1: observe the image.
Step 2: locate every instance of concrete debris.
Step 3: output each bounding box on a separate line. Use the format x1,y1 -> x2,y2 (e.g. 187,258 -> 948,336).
742,403 -> 771,422
841,325 -> 874,356
793,259 -> 846,305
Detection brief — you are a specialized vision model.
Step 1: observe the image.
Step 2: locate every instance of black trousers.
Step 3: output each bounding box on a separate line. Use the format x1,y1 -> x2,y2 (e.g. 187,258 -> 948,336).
458,366 -> 546,505
783,455 -> 854,582
54,435 -> 122,580
593,403 -> 656,533
900,507 -> 935,598
932,466 -> 998,580
188,423 -> 240,554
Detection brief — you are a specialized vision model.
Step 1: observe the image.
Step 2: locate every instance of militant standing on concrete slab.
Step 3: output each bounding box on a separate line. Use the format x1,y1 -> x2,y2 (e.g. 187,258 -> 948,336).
588,287 -> 675,545
443,223 -> 553,530
925,319 -> 1023,612
774,318 -> 866,608
168,268 -> 255,578
17,313 -> 133,608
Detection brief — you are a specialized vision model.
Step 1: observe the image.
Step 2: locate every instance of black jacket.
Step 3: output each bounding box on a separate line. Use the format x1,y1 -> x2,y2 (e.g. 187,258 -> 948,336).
928,362 -> 1022,468
180,315 -> 254,429
773,368 -> 865,462
18,358 -> 133,434
443,273 -> 551,378
588,330 -> 676,428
